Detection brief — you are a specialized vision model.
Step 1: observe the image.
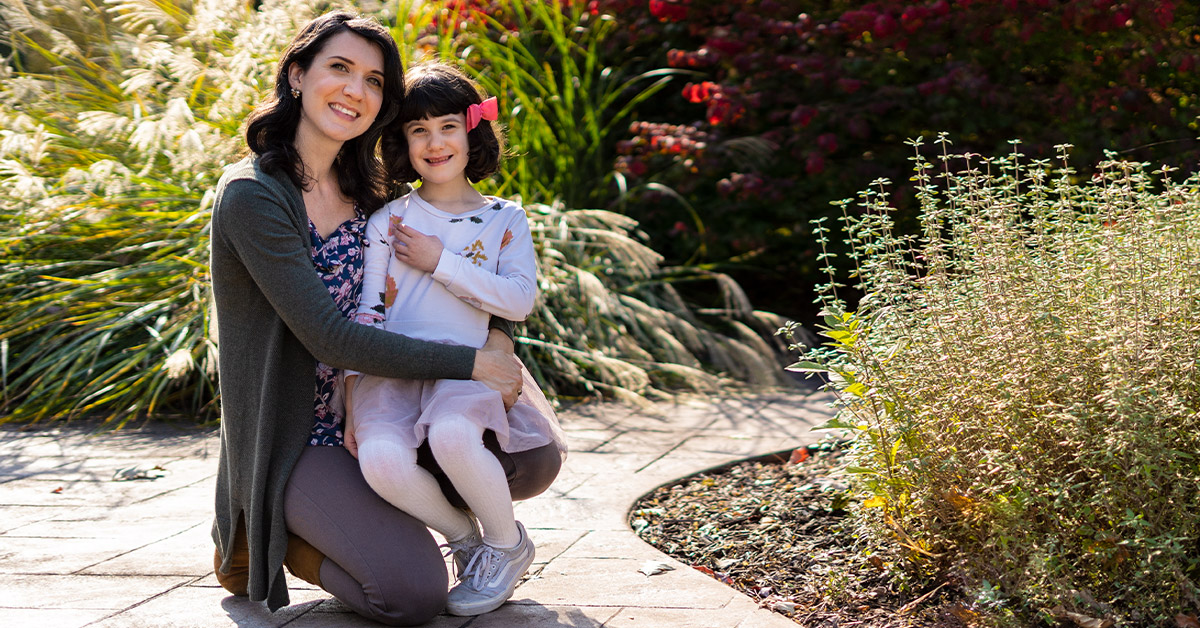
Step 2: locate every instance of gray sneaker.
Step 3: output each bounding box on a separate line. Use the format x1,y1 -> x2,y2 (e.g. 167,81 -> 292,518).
445,521 -> 535,616
442,514 -> 483,578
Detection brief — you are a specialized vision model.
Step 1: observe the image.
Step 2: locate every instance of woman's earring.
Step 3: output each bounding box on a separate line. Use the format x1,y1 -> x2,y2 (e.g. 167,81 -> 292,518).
291,87 -> 301,99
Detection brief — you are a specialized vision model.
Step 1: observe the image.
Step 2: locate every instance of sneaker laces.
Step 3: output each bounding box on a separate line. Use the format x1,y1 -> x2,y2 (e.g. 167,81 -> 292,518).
441,535 -> 477,581
460,544 -> 503,590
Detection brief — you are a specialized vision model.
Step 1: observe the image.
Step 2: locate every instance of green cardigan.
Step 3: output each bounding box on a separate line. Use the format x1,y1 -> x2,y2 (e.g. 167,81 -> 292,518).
209,157 -> 485,611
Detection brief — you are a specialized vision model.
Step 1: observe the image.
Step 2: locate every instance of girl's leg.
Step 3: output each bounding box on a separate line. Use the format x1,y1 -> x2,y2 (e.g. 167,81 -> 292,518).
283,445 -> 446,627
355,424 -> 476,543
417,433 -> 562,507
426,414 -> 520,548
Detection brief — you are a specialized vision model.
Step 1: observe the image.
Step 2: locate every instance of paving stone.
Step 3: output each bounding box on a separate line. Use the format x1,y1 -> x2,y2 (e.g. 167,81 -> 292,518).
0,574 -> 190,609
524,527 -> 588,564
87,587 -> 324,628
0,536 -> 157,575
468,602 -> 620,627
0,607 -> 111,628
516,556 -> 735,608
81,522 -> 213,576
0,504 -> 71,534
604,605 -> 794,628
284,598 -> 475,627
513,495 -> 628,531
554,529 -> 661,560
0,475 -> 214,509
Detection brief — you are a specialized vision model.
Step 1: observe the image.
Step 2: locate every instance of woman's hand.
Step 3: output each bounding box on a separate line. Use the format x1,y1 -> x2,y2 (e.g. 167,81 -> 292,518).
472,347 -> 522,410
392,224 -> 443,273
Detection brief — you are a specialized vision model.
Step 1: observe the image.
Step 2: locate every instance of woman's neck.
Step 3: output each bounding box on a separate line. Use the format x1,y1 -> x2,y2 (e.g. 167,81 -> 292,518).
293,125 -> 343,191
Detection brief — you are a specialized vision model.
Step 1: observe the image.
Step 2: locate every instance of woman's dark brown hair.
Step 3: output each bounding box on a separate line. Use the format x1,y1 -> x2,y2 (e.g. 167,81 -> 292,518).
244,11 -> 404,212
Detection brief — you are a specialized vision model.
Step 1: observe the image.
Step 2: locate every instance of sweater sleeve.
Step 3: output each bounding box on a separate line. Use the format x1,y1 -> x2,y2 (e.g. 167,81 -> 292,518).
430,207 -> 538,321
354,209 -> 390,327
213,176 -> 475,380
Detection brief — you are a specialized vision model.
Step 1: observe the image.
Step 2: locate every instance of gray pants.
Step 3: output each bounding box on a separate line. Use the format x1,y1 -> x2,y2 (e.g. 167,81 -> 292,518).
283,436 -> 561,626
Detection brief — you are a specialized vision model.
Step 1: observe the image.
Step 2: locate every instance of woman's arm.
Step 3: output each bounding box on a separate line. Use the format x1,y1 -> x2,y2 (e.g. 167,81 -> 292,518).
212,175 -> 475,380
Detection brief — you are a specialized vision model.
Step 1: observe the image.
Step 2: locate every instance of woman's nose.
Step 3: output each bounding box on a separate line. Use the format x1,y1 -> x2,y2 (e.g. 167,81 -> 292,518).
343,76 -> 364,100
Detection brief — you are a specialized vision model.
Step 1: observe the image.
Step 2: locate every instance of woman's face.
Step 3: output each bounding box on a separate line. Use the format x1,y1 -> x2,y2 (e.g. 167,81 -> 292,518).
288,30 -> 386,148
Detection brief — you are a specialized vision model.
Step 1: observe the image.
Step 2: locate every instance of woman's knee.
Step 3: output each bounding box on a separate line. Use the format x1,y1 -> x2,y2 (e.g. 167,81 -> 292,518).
508,442 -> 563,501
355,581 -> 446,627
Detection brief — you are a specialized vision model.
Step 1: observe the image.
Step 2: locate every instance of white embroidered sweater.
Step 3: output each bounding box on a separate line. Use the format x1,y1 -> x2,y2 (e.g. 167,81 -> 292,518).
355,191 -> 537,350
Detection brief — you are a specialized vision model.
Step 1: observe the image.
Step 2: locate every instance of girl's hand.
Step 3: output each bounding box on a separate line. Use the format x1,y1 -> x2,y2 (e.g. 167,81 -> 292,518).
392,224 -> 444,273
472,348 -> 522,409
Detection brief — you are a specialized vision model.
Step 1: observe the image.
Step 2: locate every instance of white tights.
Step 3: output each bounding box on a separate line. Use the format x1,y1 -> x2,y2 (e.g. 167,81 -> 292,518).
357,414 -> 520,548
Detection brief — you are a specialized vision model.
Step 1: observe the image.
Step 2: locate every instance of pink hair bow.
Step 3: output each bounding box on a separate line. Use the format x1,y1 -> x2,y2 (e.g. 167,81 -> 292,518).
466,97 -> 499,131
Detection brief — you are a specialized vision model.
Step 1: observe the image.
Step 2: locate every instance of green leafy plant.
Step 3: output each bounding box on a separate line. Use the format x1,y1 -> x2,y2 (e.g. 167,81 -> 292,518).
0,0 -> 788,425
790,136 -> 1200,623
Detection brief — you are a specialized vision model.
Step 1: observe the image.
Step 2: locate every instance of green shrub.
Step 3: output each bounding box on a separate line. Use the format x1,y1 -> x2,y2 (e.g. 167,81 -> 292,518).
0,0 -> 788,425
792,136 -> 1200,623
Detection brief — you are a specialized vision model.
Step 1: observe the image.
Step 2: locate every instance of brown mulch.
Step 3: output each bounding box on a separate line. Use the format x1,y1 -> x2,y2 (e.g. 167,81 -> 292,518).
629,442 -> 972,627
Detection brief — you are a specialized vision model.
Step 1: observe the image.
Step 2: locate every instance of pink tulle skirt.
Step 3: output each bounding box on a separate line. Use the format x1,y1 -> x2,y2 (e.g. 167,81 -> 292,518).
350,363 -> 567,459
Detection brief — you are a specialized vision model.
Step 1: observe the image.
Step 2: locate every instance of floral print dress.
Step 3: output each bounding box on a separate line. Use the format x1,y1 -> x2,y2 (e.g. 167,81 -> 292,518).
308,208 -> 367,446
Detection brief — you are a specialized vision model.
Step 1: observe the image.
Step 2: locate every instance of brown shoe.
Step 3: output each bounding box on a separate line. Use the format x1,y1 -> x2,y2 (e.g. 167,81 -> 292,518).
213,518 -> 249,596
283,533 -> 325,588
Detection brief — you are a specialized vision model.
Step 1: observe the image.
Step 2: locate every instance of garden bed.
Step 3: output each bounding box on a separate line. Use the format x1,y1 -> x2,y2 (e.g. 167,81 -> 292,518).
629,444 -> 968,627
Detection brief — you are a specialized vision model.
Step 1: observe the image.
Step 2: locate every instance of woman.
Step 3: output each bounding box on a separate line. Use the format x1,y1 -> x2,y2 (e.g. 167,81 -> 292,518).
208,11 -> 561,625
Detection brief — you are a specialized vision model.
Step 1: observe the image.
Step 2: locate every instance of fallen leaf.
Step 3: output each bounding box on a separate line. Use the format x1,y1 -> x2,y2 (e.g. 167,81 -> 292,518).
788,448 -> 810,464
1175,614 -> 1200,628
113,465 -> 168,482
638,560 -> 675,576
1050,605 -> 1115,628
51,486 -> 63,494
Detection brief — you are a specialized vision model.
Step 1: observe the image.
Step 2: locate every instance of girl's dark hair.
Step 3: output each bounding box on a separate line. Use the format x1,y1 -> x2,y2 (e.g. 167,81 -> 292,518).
382,62 -> 504,185
244,11 -> 403,211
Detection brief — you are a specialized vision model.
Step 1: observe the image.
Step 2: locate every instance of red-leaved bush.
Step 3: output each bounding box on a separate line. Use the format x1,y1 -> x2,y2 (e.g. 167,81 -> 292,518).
592,0 -> 1200,322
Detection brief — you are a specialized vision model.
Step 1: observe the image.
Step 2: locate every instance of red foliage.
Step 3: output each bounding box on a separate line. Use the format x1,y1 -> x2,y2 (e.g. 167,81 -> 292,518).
589,0 -> 1200,320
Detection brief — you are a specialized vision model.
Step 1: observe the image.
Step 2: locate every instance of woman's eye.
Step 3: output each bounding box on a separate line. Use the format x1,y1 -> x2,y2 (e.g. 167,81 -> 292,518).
331,62 -> 347,71
368,77 -> 382,87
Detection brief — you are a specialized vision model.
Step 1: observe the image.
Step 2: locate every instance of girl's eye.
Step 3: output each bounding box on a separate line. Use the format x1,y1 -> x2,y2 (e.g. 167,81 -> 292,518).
331,62 -> 347,71
368,77 -> 382,88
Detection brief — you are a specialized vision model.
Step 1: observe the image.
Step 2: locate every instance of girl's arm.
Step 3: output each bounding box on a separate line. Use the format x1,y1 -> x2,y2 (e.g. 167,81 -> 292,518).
398,209 -> 537,321
353,210 -> 392,326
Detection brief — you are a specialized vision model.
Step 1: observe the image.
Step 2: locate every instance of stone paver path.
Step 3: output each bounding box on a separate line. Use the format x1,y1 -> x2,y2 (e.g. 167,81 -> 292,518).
0,391 -> 830,627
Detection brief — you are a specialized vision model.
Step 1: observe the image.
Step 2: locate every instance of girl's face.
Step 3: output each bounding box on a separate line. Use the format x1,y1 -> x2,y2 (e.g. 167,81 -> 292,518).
403,113 -> 472,190
288,30 -> 385,149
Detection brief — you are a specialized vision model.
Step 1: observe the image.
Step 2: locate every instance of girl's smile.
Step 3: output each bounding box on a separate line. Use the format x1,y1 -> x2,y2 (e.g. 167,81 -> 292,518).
404,113 -> 473,195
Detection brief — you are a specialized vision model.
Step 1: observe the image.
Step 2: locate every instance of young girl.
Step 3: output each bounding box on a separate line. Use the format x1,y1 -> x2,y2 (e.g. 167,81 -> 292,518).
343,62 -> 565,617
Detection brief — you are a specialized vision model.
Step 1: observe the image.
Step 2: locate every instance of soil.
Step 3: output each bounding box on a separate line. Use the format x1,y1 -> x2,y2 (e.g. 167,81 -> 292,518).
629,442 -> 972,627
